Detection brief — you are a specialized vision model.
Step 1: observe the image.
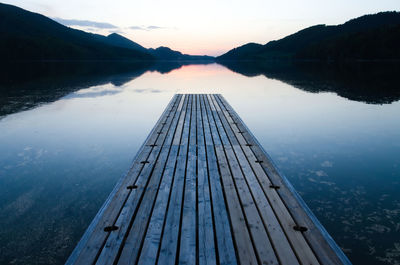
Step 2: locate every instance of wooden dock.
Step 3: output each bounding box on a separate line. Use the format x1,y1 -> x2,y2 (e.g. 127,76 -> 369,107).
67,94 -> 351,265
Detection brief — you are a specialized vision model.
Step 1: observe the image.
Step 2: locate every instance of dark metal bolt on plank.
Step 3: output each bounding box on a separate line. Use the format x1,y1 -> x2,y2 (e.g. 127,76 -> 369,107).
103,226 -> 119,232
293,226 -> 308,232
67,94 -> 351,265
269,185 -> 280,189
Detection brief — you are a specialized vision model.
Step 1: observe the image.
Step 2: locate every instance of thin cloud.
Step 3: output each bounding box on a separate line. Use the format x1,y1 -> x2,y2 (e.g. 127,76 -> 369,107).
129,25 -> 167,31
133,88 -> 162,93
53,17 -> 118,29
147,25 -> 164,30
129,26 -> 144,30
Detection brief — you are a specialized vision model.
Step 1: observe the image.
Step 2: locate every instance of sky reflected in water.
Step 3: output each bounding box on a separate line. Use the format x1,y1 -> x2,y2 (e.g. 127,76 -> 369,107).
0,63 -> 399,264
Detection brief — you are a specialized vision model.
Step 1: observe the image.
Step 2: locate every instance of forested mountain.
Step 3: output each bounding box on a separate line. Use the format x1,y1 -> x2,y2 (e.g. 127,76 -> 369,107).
218,12 -> 400,61
0,3 -> 214,61
0,3 -> 153,60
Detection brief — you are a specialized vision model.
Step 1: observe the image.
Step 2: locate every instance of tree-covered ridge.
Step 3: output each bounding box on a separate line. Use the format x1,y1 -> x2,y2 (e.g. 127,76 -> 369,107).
0,3 -> 215,61
0,3 -> 154,60
218,11 -> 400,61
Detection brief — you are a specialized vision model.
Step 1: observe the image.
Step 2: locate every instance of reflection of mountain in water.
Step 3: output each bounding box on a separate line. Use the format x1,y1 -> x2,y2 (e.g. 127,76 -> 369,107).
219,61 -> 400,104
2,60 -> 399,118
0,61 -> 213,117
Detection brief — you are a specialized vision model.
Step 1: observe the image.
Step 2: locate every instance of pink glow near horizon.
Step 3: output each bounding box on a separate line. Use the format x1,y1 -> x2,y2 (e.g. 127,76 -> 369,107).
4,0 -> 400,56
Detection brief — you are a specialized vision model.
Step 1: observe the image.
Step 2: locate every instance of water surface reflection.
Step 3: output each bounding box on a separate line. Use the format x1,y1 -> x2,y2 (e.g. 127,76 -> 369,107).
0,62 -> 399,264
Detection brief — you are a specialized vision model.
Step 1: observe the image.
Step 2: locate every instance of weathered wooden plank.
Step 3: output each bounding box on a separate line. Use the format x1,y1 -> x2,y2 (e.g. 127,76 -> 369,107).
69,94 -> 350,265
211,95 -> 300,265
135,145 -> 180,265
196,94 -> 217,265
178,95 -> 197,264
135,96 -> 190,265
200,95 -> 237,265
67,94 -> 181,265
147,94 -> 182,146
172,95 -> 188,146
95,95 -> 187,265
207,95 -> 279,265
157,95 -> 193,265
216,94 -> 349,265
203,94 -> 259,265
107,145 -> 170,264
114,96 -> 190,265
93,145 -> 160,265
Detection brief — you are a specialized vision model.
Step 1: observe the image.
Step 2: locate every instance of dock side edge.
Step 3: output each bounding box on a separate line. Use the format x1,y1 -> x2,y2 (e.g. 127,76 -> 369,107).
65,94 -> 179,265
219,94 -> 352,265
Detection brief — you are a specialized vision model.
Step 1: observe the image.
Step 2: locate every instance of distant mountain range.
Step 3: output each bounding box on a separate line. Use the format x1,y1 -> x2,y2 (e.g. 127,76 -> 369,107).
100,33 -> 213,61
0,3 -> 214,61
2,2 -> 399,62
218,12 -> 400,61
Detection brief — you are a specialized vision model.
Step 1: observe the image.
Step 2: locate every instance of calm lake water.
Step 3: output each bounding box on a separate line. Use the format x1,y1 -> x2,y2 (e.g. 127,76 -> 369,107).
0,62 -> 399,264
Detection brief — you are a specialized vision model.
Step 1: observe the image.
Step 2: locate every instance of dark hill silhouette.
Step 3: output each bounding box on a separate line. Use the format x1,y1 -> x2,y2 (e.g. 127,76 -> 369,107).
104,33 -> 148,53
0,3 -> 154,61
218,12 -> 400,61
100,37 -> 214,61
0,3 -> 215,62
93,34 -> 214,61
148,46 -> 214,61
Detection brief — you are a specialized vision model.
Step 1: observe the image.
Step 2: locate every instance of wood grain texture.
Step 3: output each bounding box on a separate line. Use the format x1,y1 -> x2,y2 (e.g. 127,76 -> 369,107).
68,94 -> 350,265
